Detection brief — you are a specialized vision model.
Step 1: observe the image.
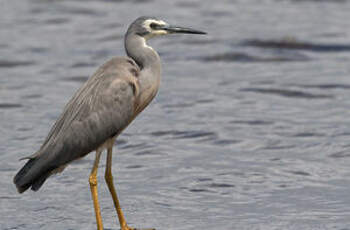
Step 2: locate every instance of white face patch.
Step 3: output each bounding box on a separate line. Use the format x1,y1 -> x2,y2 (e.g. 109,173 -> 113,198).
142,19 -> 168,40
141,37 -> 155,51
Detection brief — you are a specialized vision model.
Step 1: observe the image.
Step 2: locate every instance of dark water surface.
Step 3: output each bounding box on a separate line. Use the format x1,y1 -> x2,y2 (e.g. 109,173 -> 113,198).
2,0 -> 350,229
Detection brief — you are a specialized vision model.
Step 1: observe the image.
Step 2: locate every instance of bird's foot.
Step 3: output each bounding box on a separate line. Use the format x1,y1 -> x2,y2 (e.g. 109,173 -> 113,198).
121,226 -> 155,230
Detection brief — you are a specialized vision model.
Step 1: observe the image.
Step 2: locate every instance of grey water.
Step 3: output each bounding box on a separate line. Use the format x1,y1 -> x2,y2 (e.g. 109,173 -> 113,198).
2,0 -> 350,229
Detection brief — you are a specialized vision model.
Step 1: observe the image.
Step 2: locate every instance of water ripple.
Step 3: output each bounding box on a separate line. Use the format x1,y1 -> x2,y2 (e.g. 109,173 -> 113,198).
101,0 -> 154,3
151,130 -> 217,140
126,164 -> 143,169
163,102 -> 195,108
120,142 -> 148,150
199,52 -> 309,62
289,0 -> 346,3
213,139 -> 241,146
240,87 -> 333,99
44,18 -> 70,25
287,170 -> 312,176
209,183 -> 235,188
0,60 -> 36,68
59,6 -> 104,16
292,84 -> 350,90
230,120 -> 274,126
33,206 -> 61,212
293,132 -> 325,137
188,188 -> 212,193
242,38 -> 350,52
70,62 -> 96,68
329,151 -> 350,159
62,76 -> 89,82
0,103 -> 23,109
27,46 -> 49,54
134,150 -> 162,156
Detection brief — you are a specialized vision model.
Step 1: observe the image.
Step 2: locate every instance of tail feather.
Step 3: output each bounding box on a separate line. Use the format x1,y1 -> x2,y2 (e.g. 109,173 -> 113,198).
13,157 -> 53,193
31,172 -> 51,191
14,158 -> 38,193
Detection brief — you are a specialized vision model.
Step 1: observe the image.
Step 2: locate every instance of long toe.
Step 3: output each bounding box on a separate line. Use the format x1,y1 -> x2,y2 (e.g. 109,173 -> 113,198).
122,227 -> 155,230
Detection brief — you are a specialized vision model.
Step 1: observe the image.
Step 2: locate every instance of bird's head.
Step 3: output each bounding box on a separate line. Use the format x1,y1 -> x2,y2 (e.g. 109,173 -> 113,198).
127,16 -> 206,40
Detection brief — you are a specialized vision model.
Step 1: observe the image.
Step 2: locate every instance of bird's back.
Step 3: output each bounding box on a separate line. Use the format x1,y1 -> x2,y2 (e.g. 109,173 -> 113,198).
14,57 -> 141,193
39,57 -> 140,158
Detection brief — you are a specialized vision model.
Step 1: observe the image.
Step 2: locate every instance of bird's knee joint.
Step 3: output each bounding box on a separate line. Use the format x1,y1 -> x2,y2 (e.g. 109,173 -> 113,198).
89,175 -> 98,186
104,172 -> 113,182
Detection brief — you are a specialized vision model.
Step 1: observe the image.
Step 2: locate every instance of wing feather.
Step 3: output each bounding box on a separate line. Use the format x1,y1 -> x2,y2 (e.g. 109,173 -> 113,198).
27,57 -> 140,167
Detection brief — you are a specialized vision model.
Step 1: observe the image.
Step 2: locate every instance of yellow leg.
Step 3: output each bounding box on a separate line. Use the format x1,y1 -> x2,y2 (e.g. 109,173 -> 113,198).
105,146 -> 133,230
89,149 -> 104,230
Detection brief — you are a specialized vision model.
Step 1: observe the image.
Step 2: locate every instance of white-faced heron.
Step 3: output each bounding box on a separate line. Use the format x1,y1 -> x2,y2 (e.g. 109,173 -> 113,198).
14,16 -> 206,230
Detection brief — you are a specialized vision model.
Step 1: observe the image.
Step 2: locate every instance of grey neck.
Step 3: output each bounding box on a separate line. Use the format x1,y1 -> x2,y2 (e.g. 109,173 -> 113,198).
124,33 -> 160,71
124,32 -> 162,113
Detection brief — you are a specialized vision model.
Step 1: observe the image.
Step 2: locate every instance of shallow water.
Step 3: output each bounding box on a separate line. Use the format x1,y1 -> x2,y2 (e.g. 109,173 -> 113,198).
2,0 -> 350,229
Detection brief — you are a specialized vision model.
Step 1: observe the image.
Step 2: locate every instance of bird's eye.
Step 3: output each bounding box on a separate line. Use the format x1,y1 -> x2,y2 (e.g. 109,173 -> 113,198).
150,23 -> 158,29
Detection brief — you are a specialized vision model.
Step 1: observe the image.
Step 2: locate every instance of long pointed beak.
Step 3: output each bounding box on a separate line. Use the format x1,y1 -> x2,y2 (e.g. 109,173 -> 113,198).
161,25 -> 207,35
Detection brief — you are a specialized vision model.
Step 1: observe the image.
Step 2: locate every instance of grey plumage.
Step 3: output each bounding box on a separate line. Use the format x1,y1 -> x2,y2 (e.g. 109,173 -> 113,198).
14,58 -> 139,192
13,16 -> 205,230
